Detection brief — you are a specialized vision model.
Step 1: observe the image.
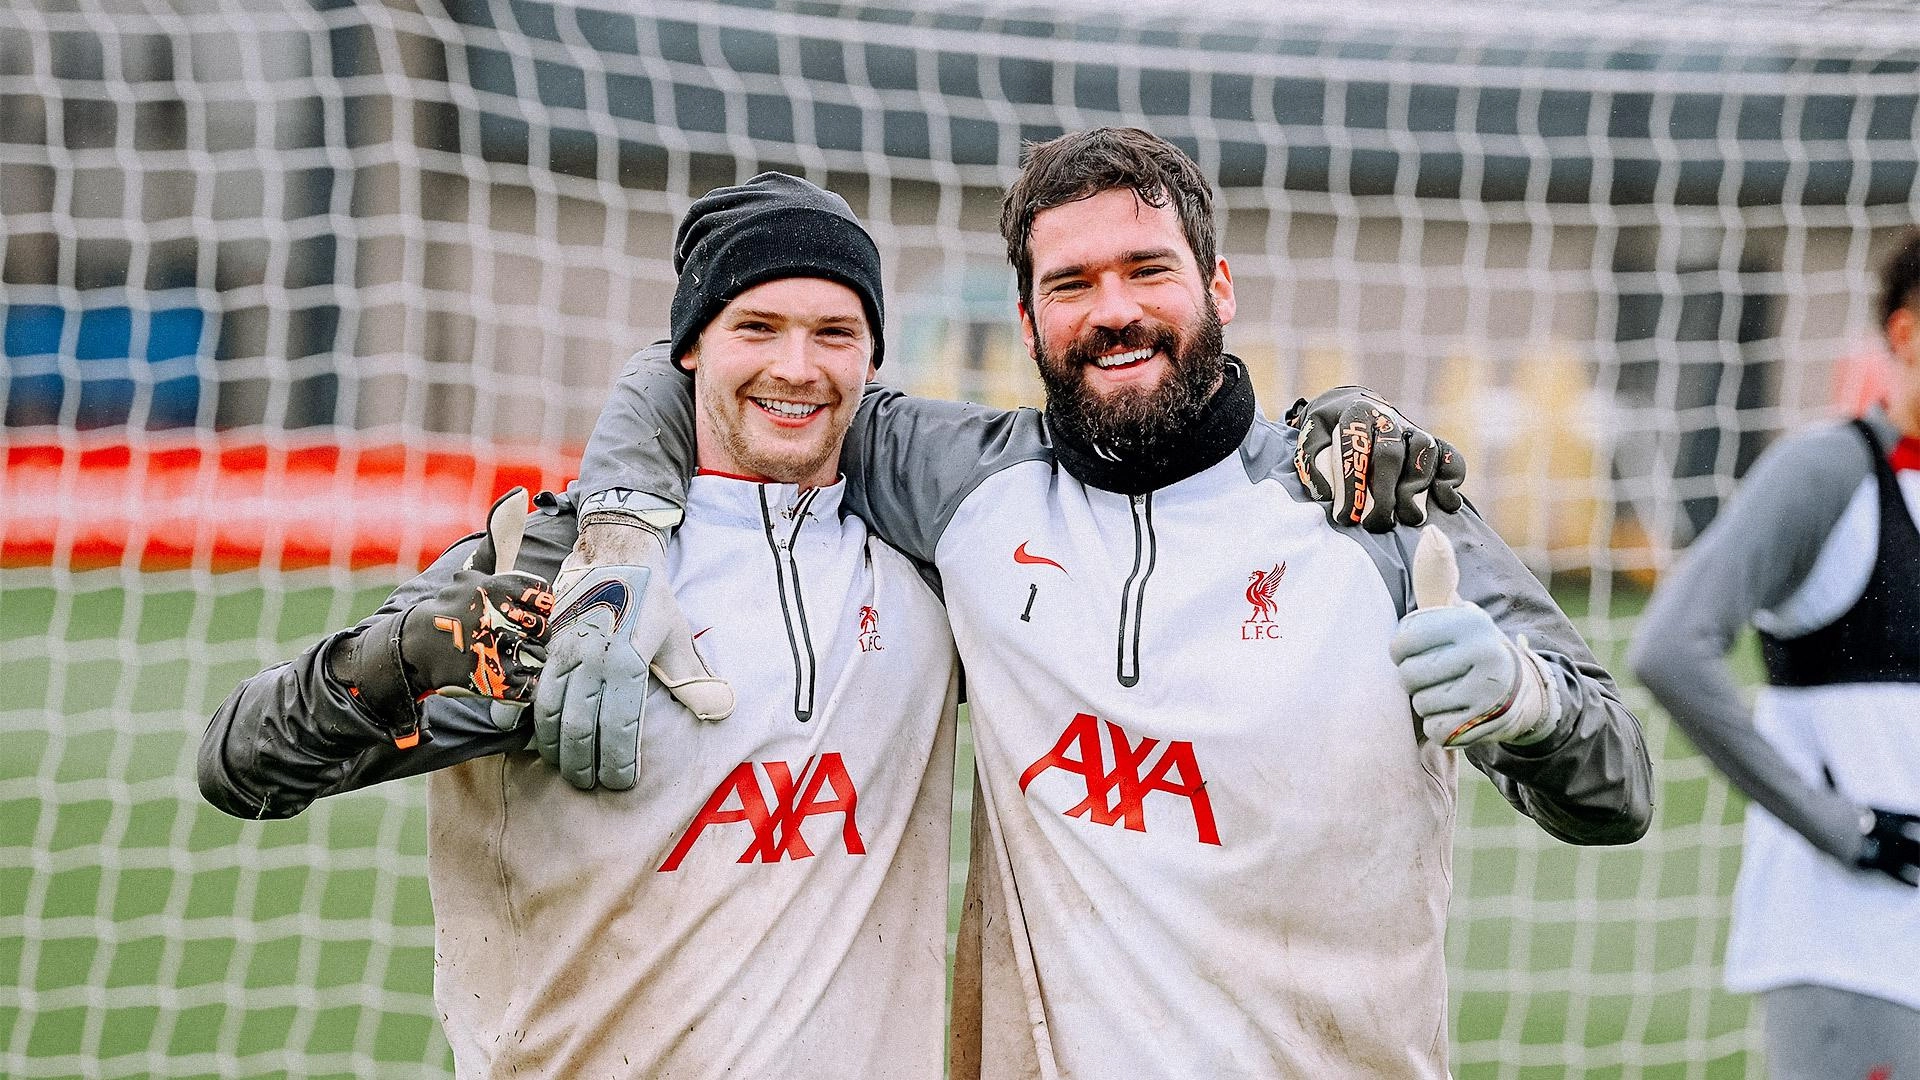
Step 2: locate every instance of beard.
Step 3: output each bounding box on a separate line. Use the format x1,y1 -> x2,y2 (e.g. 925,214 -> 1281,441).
1034,299 -> 1226,461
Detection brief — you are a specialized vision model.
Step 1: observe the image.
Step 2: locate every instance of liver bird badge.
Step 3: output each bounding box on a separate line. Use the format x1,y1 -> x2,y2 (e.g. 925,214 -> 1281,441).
1245,563 -> 1286,622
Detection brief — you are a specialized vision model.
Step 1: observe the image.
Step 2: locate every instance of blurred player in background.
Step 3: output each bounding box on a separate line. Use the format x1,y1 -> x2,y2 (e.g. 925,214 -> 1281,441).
198,173 -> 965,1078
1631,231 -> 1920,1078
550,127 -> 1654,1078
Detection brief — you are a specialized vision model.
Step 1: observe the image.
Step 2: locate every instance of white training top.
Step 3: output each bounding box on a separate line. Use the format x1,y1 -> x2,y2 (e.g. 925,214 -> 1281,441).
946,454 -> 1455,1080
428,475 -> 960,1079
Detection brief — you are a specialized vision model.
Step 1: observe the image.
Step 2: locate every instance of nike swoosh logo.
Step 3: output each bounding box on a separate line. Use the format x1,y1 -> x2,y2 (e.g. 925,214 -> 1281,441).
692,627 -> 712,641
1013,542 -> 1066,573
552,578 -> 631,632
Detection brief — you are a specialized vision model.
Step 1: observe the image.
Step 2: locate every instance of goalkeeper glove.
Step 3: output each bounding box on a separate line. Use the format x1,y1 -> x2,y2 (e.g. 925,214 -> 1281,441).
1856,808 -> 1920,887
532,493 -> 734,791
327,487 -> 555,748
1390,526 -> 1562,749
1289,386 -> 1466,532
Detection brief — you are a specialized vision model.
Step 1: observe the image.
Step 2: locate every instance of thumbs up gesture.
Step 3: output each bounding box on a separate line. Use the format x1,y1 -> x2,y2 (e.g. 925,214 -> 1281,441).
1390,526 -> 1562,748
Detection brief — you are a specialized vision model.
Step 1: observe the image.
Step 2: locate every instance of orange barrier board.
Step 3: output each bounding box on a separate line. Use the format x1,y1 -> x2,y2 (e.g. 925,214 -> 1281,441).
2,435 -> 580,573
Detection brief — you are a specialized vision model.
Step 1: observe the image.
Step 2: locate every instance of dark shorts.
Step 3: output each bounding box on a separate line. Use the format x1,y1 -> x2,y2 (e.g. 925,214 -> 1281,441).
1763,984 -> 1920,1080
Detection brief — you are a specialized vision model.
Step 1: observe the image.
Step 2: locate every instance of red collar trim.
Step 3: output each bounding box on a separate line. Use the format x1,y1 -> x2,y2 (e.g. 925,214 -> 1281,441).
695,467 -> 777,483
1889,436 -> 1920,473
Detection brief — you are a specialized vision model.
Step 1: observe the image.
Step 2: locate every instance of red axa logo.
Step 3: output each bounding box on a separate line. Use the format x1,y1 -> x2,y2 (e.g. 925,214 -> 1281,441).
658,753 -> 865,872
1243,562 -> 1286,639
1018,713 -> 1220,846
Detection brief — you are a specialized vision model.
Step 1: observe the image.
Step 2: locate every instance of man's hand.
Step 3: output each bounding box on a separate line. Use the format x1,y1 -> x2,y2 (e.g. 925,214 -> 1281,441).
532,513 -> 734,790
1391,526 -> 1560,748
327,487 -> 555,747
1856,808 -> 1920,887
1289,386 -> 1466,531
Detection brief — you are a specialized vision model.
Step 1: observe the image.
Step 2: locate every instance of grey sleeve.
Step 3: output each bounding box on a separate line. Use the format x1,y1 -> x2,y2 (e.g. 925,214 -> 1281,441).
577,342 -> 699,509
836,385 -> 1045,563
1626,425 -> 1873,862
1437,506 -> 1656,846
576,344 -> 1041,563
196,510 -> 579,820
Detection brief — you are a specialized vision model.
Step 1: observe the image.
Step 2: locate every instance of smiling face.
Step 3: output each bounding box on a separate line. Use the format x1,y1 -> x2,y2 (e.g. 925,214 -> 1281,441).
682,276 -> 875,487
1019,187 -> 1236,455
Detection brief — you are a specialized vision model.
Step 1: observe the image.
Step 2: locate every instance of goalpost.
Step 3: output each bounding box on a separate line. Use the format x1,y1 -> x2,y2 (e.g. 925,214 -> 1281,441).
4,0 -> 1916,1076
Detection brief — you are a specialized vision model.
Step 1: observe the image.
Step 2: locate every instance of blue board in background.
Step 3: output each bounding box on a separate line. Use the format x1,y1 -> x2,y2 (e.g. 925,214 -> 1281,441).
3,305 -> 207,429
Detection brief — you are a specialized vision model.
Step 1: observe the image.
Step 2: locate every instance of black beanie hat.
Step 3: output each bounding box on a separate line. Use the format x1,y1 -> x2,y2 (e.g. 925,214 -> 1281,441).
669,172 -> 885,369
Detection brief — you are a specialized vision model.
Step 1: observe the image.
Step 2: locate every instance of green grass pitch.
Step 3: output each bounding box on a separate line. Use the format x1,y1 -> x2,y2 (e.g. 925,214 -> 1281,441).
1,572 -> 1760,1077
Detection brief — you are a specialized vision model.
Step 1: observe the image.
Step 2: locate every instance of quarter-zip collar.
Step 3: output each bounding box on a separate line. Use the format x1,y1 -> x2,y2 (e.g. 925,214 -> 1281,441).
686,471 -> 847,529
1045,356 -> 1257,496
1116,491 -> 1156,687
685,471 -> 838,724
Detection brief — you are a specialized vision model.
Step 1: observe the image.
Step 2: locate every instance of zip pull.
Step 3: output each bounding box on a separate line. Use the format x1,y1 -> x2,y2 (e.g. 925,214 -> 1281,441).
1117,492 -> 1156,687
759,487 -> 819,722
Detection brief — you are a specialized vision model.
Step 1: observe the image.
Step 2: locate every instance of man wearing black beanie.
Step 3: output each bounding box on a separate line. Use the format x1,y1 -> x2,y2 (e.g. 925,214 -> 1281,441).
528,172 -> 898,765
202,171 -> 962,1078
668,171 -> 886,371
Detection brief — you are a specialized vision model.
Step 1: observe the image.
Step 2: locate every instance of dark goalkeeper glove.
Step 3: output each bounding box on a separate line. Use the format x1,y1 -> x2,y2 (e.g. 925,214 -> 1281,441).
1856,808 -> 1920,887
1288,386 -> 1466,532
327,487 -> 555,748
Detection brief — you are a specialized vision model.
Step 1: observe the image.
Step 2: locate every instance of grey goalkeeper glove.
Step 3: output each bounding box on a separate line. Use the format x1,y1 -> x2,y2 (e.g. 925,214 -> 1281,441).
1390,526 -> 1562,748
327,487 -> 554,748
531,492 -> 733,790
1288,386 -> 1467,532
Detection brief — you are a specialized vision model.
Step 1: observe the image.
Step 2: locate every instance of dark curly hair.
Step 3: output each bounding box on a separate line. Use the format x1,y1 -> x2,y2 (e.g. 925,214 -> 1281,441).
999,127 -> 1217,310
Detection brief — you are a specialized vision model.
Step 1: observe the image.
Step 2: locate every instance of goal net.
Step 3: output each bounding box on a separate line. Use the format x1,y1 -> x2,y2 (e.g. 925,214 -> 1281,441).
4,0 -> 1916,1075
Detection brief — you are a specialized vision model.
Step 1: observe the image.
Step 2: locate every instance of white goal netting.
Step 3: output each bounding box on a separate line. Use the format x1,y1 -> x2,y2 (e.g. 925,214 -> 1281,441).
4,0 -> 1917,1076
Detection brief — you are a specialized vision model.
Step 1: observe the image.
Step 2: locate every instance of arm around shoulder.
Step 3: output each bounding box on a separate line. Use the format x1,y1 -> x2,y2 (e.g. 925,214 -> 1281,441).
577,343 -> 700,511
839,383 -> 1036,563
